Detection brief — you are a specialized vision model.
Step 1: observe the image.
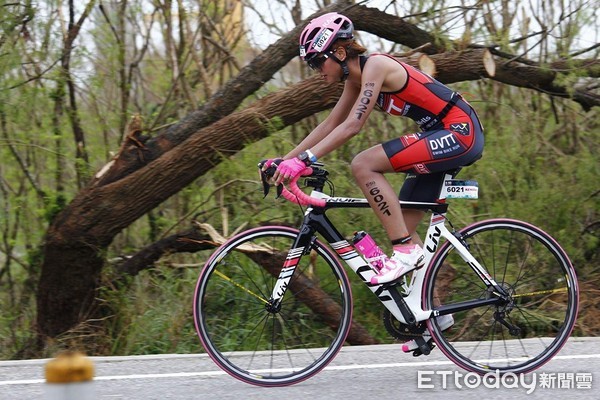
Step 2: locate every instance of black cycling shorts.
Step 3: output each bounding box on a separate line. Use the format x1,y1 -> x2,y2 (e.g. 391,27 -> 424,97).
399,170 -> 460,205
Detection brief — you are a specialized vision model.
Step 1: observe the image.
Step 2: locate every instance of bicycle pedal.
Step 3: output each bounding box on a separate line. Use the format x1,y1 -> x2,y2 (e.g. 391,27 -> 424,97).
412,337 -> 435,357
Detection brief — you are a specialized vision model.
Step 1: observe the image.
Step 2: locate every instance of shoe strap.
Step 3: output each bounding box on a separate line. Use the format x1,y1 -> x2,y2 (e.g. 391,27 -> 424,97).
365,254 -> 387,266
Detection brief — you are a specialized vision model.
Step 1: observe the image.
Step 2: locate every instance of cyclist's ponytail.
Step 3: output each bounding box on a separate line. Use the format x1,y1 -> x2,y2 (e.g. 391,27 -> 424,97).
333,39 -> 367,58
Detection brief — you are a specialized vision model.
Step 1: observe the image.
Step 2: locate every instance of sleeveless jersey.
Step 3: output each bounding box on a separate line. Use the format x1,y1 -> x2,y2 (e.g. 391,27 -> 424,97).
369,53 -> 457,129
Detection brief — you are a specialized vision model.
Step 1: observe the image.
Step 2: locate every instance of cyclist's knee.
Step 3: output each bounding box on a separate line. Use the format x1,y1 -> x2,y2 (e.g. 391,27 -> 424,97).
350,153 -> 377,183
351,147 -> 389,178
350,152 -> 367,176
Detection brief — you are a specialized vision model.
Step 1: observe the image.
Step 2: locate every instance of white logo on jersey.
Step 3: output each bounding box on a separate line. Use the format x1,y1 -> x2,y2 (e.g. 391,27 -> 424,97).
430,133 -> 458,150
379,94 -> 409,116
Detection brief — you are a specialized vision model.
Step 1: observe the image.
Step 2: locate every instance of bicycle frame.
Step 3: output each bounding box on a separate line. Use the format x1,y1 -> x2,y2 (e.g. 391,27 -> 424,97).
269,176 -> 509,327
197,164 -> 579,383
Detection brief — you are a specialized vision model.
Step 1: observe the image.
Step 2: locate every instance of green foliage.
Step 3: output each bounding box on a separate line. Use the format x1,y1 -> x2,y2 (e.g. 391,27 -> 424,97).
0,0 -> 598,359
102,267 -> 200,355
42,192 -> 68,223
264,116 -> 286,135
471,97 -> 599,276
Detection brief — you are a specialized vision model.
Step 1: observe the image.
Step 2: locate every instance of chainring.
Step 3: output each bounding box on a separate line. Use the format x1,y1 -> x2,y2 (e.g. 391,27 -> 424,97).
382,309 -> 427,341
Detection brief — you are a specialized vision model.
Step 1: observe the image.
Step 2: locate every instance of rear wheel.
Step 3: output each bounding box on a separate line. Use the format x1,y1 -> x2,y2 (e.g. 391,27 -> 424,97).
424,219 -> 578,374
193,226 -> 353,386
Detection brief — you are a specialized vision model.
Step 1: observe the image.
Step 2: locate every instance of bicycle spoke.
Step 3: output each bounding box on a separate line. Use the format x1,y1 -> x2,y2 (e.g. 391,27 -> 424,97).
213,268 -> 269,304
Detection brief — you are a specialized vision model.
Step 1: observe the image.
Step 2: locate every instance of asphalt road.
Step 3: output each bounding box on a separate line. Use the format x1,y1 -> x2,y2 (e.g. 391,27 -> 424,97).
1,337 -> 599,400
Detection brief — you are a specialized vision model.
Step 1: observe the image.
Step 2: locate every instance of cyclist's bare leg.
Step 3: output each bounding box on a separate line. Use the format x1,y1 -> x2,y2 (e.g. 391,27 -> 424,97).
351,145 -> 411,241
403,207 -> 444,307
402,208 -> 425,246
352,147 -> 433,283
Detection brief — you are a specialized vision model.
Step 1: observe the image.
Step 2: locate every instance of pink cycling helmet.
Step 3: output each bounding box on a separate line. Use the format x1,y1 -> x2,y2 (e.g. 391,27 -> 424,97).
299,12 -> 354,61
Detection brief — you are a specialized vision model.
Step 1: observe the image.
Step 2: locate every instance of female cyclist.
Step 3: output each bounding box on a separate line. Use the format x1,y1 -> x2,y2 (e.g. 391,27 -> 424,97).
268,12 -> 484,291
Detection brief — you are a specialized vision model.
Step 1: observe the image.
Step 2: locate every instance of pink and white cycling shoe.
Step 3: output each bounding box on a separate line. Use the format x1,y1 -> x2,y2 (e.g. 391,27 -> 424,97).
370,245 -> 425,285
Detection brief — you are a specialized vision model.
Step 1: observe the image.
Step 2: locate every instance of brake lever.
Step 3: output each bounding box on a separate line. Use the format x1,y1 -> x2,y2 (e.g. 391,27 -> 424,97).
257,159 -> 283,198
259,169 -> 271,197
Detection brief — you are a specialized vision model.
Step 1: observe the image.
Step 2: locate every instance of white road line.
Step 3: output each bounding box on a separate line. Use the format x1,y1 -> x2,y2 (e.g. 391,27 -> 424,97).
2,353 -> 600,386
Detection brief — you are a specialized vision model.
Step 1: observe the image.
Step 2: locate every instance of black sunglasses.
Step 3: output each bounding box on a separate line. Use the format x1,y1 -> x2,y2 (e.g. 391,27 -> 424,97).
306,52 -> 331,71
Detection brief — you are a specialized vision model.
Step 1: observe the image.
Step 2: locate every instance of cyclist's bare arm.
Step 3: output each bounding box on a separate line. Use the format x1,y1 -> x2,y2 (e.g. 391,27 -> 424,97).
307,64 -> 389,159
294,57 -> 407,161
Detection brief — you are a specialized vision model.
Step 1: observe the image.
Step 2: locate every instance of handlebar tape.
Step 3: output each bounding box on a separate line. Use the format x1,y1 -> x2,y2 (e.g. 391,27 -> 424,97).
279,168 -> 327,208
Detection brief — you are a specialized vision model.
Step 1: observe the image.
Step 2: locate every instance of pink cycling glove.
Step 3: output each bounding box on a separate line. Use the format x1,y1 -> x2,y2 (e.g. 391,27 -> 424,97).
261,158 -> 282,170
276,157 -> 307,183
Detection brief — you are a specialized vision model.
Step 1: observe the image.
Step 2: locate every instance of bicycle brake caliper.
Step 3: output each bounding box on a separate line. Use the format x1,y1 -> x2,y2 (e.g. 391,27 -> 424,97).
452,230 -> 470,250
304,236 -> 318,255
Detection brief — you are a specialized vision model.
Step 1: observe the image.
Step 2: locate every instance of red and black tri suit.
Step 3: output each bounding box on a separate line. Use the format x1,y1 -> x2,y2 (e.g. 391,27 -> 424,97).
362,54 -> 484,203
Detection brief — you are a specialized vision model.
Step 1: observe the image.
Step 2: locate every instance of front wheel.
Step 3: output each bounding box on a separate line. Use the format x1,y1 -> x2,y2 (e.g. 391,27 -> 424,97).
424,218 -> 579,375
193,226 -> 353,387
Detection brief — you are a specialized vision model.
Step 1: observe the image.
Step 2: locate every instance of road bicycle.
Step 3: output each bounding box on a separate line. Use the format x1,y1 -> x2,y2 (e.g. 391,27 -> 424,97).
193,163 -> 579,387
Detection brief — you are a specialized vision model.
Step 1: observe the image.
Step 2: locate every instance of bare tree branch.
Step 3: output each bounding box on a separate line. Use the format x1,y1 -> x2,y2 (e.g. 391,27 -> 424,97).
92,2 -> 598,189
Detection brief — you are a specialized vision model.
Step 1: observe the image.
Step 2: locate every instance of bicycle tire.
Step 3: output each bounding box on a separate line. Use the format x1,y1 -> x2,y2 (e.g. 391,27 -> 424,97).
193,226 -> 353,386
424,218 -> 579,375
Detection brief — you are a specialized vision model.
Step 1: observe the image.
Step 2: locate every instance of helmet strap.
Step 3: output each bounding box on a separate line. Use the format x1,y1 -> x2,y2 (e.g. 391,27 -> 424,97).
329,53 -> 350,82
